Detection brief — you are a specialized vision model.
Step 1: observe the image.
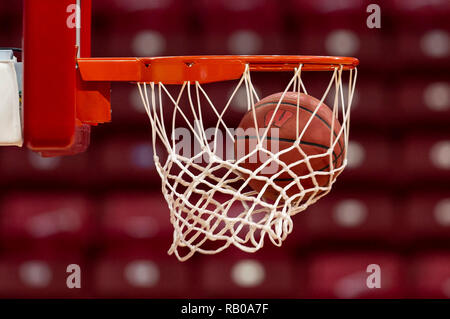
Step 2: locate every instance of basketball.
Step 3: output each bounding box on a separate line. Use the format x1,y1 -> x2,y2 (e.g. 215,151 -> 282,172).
235,92 -> 345,202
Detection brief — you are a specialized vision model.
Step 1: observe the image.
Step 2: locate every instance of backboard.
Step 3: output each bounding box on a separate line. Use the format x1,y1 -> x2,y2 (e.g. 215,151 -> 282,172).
23,0 -> 110,157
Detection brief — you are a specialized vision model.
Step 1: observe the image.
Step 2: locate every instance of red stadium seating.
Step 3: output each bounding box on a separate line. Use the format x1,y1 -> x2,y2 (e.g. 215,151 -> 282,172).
289,1 -> 387,68
110,83 -> 149,124
0,147 -> 91,186
339,133 -> 393,183
92,248 -> 191,298
291,29 -> 385,69
93,0 -> 189,57
307,252 -> 405,298
194,0 -> 284,55
290,0 -> 366,17
198,250 -> 298,298
410,252 -> 450,298
0,250 -> 86,298
348,77 -> 394,127
394,28 -> 449,69
96,136 -> 163,184
196,0 -> 282,33
387,0 -> 450,21
388,0 -> 449,69
402,133 -> 450,182
302,193 -> 397,244
0,0 -> 22,17
403,192 -> 450,243
100,193 -> 172,243
396,78 -> 450,125
0,193 -> 94,249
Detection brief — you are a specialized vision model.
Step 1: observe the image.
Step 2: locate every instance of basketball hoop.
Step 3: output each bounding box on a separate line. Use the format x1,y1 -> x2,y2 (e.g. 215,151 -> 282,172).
116,55 -> 359,261
14,3 -> 360,261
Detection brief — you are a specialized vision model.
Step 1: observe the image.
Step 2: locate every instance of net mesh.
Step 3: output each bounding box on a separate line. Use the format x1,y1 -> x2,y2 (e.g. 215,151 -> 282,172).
138,64 -> 357,261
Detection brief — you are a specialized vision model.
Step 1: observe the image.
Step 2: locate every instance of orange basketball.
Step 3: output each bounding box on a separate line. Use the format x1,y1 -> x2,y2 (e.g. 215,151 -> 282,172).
234,92 -> 345,202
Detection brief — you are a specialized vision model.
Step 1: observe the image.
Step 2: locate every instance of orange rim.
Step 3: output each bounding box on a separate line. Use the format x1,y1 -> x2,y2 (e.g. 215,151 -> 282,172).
77,55 -> 359,84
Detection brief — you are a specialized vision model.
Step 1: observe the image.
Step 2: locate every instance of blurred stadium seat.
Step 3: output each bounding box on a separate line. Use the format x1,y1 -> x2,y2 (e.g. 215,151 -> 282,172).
100,193 -> 172,243
411,252 -> 450,298
346,77 -> 394,127
0,193 -> 94,249
394,28 -> 449,69
194,0 -> 285,54
396,78 -> 450,125
307,252 -> 405,298
0,250 -> 86,298
93,0 -> 189,57
0,1 -> 22,48
387,0 -> 450,16
403,192 -> 450,243
386,0 -> 449,68
96,136 -> 163,184
92,248 -> 191,298
109,83 -> 149,125
290,0 -> 366,16
340,133 -> 393,183
303,193 -> 397,245
199,250 -> 299,298
402,133 -> 450,182
289,0 -> 386,68
0,148 -> 91,186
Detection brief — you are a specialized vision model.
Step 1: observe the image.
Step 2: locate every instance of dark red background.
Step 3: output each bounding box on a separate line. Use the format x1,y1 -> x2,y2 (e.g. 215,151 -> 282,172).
0,0 -> 449,298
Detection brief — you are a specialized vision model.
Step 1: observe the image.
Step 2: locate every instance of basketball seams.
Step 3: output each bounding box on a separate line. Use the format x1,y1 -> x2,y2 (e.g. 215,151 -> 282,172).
236,139 -> 341,181
253,101 -> 344,155
234,92 -> 346,202
235,135 -> 338,160
273,146 -> 345,182
235,135 -> 332,152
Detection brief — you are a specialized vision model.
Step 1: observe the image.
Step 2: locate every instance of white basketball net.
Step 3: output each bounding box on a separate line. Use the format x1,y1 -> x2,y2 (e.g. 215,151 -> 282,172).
138,64 -> 357,261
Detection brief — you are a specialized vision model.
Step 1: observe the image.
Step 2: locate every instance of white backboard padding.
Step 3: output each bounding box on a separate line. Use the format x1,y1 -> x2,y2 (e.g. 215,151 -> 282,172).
0,61 -> 23,146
